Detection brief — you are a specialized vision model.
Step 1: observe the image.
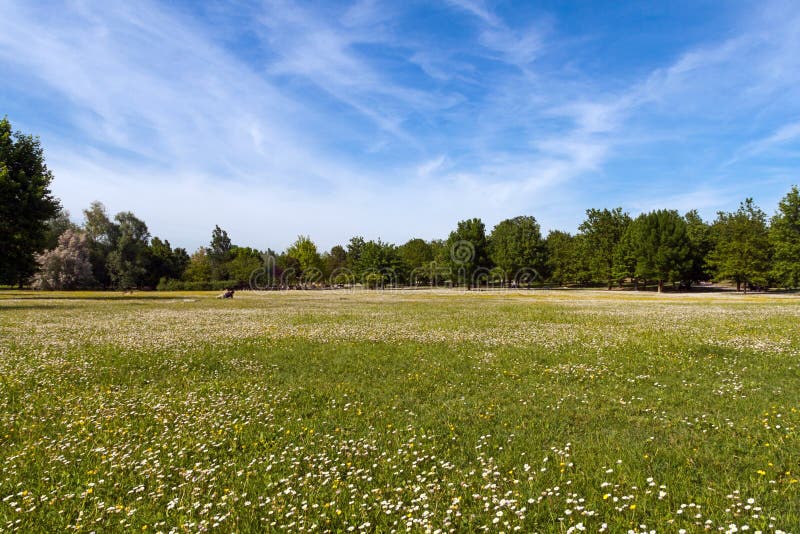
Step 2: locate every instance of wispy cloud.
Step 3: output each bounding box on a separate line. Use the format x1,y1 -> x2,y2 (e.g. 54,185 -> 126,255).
1,0 -> 799,249
730,121 -> 800,164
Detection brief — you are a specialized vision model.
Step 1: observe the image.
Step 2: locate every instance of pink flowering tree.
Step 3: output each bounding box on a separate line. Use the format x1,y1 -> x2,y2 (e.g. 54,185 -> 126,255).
31,229 -> 95,290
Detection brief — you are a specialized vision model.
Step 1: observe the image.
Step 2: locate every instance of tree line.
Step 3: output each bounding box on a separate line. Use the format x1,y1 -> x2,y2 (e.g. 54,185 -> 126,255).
3,117 -> 800,292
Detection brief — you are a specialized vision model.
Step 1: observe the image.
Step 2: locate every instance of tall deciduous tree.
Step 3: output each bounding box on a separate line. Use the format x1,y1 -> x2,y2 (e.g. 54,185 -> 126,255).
710,198 -> 771,292
323,245 -> 348,281
147,237 -> 189,286
446,218 -> 489,289
183,248 -> 212,283
346,236 -> 366,272
398,238 -> 434,285
545,230 -> 588,286
285,235 -> 323,285
489,216 -> 545,284
356,239 -> 402,287
106,211 -> 151,289
82,201 -> 117,288
579,207 -> 631,289
227,246 -> 263,286
208,225 -> 232,280
770,185 -> 800,288
0,117 -> 61,286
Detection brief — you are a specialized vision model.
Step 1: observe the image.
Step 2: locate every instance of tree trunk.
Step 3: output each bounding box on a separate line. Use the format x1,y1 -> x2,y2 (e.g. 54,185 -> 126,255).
736,280 -> 741,291
657,279 -> 664,293
633,278 -> 639,291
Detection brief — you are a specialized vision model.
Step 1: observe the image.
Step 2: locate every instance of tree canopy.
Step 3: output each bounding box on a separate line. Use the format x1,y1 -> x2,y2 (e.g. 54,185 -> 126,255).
0,117 -> 60,286
6,122 -> 800,293
629,210 -> 692,292
579,207 -> 631,289
446,218 -> 489,289
489,216 -> 545,285
710,198 -> 771,292
770,186 -> 800,288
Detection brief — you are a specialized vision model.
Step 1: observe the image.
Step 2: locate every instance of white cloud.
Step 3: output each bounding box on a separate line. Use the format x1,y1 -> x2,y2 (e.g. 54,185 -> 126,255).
734,121 -> 800,161
3,0 -> 799,249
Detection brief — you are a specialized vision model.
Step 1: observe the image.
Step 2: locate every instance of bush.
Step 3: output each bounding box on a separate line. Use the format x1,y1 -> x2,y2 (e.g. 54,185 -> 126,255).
31,230 -> 95,290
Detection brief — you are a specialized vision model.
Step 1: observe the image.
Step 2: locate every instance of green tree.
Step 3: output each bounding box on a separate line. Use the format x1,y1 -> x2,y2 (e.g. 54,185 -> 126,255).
357,239 -> 402,288
323,245 -> 348,282
43,209 -> 78,250
579,207 -> 631,289
613,222 -> 641,288
770,186 -> 800,288
710,198 -> 771,292
208,225 -> 232,280
0,117 -> 61,286
183,248 -> 213,283
346,236 -> 366,273
398,238 -> 434,285
83,201 -> 117,244
489,216 -> 545,285
285,236 -> 323,286
631,210 -> 692,292
106,211 -> 151,289
82,201 -> 117,288
684,210 -> 715,285
545,230 -> 585,286
227,246 -> 264,286
147,237 -> 189,286
446,218 -> 489,289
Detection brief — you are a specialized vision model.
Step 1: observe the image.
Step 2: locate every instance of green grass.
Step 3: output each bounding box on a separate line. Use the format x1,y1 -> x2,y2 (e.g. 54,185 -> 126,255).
1,290 -> 798,532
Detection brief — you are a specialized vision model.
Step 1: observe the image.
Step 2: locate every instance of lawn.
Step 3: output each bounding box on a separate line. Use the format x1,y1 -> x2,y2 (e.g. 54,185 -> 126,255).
0,289 -> 798,532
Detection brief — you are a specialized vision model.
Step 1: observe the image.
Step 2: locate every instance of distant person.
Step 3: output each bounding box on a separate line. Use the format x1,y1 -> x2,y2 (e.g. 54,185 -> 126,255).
217,288 -> 235,299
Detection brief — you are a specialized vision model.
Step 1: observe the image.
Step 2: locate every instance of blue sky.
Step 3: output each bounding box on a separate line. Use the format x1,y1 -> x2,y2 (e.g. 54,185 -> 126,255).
1,0 -> 799,252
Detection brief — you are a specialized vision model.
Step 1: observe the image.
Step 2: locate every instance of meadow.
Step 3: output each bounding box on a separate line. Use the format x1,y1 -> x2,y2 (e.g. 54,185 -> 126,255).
0,289 -> 798,533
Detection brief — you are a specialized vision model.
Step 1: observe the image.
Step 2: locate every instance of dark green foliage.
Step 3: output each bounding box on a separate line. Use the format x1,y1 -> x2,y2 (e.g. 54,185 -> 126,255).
146,237 -> 189,286
0,117 -> 61,285
208,225 -> 232,280
545,231 -> 590,286
684,210 -> 715,284
323,245 -> 348,278
446,218 -> 489,289
398,238 -> 436,286
579,207 -> 631,289
613,223 -> 640,286
770,185 -> 800,288
346,236 -> 366,271
82,201 -> 117,288
630,210 -> 692,291
106,212 -> 151,289
489,216 -> 545,284
710,198 -> 771,291
43,209 -> 78,250
356,239 -> 403,286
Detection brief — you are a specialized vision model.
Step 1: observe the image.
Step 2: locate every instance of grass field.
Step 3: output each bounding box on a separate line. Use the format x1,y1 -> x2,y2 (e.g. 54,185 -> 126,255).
1,290 -> 799,533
